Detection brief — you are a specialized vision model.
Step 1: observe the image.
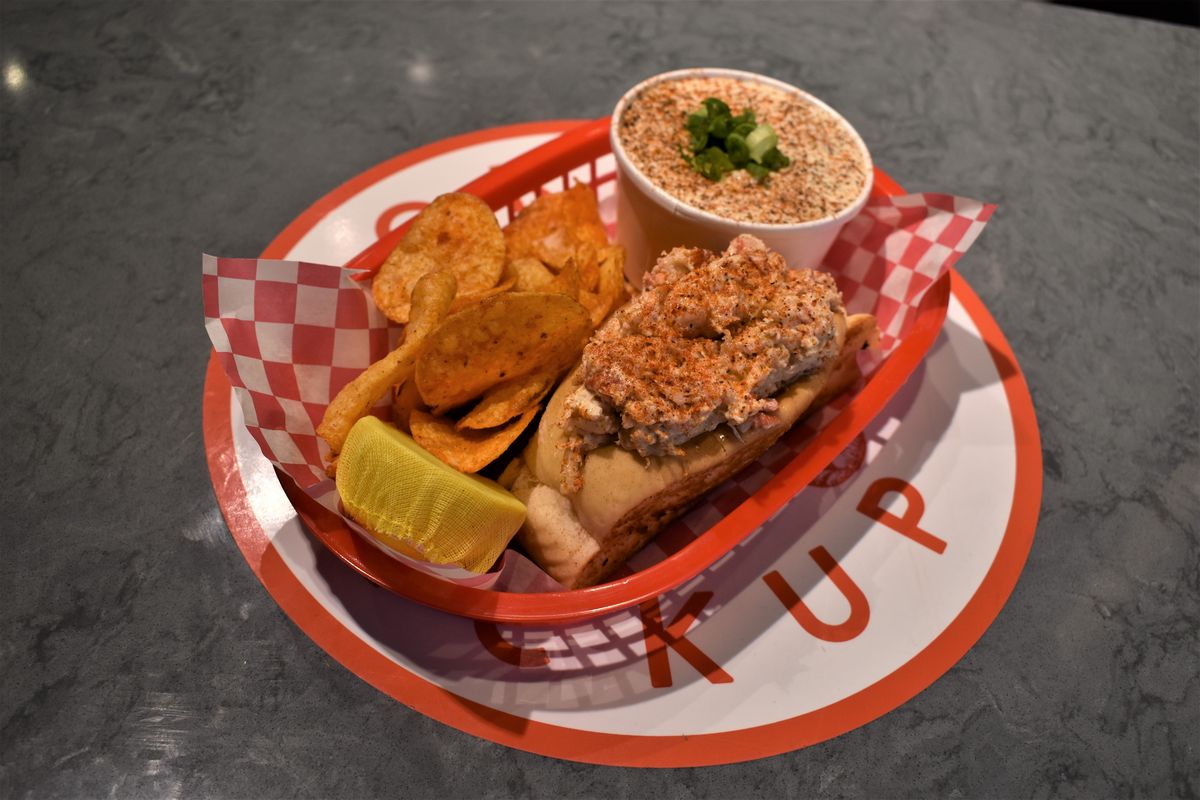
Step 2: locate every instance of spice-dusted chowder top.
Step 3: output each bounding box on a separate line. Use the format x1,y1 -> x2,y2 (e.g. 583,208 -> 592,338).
617,75 -> 869,225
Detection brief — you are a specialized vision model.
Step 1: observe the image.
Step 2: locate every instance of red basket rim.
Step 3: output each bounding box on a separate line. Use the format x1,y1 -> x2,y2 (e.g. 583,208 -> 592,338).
210,118 -> 947,625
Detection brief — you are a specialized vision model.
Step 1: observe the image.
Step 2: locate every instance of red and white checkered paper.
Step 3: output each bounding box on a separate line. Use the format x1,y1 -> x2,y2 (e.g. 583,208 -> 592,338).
203,191 -> 994,590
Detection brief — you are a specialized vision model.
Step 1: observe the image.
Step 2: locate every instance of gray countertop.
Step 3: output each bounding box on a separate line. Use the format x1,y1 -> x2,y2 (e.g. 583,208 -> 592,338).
2,1 -> 1197,797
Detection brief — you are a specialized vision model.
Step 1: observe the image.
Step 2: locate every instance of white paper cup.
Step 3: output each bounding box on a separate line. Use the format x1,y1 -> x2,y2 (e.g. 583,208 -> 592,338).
611,68 -> 874,287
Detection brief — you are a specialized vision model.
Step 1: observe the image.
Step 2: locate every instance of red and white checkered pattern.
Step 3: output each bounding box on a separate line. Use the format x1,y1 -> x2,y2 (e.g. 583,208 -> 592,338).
203,192 -> 994,587
825,193 -> 994,350
202,255 -> 397,488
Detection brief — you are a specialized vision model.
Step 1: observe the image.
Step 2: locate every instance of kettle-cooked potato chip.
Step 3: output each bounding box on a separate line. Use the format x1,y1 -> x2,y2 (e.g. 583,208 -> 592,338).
575,246 -> 626,327
504,184 -> 608,291
574,242 -> 601,293
577,289 -> 606,329
372,193 -> 505,324
391,379 -> 426,433
318,270 -> 457,455
371,250 -> 440,325
410,406 -> 540,474
456,369 -> 556,431
506,257 -> 555,292
544,257 -> 581,300
595,245 -> 625,317
415,292 -> 591,411
448,275 -> 516,314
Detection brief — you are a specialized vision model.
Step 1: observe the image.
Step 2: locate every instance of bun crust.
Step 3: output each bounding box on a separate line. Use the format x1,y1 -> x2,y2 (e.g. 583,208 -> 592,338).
514,313 -> 878,589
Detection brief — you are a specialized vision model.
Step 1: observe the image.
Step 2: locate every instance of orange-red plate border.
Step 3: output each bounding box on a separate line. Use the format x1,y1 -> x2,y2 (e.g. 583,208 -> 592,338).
202,121 -> 1041,766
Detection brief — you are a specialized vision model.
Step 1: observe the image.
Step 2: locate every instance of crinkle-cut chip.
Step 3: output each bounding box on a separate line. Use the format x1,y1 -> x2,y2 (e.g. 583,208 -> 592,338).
448,275 -> 515,314
391,379 -> 426,433
372,193 -> 504,323
409,406 -> 539,473
457,369 -> 556,431
504,184 -> 609,291
416,292 -> 592,412
507,257 -> 555,292
316,270 -> 457,456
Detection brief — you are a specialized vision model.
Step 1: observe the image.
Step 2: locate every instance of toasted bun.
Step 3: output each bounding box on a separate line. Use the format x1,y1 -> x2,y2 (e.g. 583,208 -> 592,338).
512,313 -> 878,589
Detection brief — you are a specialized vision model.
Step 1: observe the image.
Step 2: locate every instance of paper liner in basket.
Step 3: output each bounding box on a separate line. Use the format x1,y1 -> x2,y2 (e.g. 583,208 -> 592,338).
202,191 -> 994,591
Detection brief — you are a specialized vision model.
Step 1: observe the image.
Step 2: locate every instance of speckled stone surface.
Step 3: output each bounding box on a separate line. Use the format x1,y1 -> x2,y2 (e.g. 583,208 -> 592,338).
1,1 -> 1197,797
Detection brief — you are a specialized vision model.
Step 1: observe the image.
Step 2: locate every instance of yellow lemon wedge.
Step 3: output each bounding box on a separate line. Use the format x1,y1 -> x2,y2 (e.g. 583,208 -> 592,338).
336,416 -> 525,573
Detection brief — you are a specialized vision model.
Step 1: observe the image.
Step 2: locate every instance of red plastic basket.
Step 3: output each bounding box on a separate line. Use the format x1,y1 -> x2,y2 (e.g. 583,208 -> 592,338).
278,117 -> 950,625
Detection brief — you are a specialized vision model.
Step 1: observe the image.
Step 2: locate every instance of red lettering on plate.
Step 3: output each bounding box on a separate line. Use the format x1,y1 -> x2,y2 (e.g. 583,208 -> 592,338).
374,201 -> 429,240
763,547 -> 870,642
857,477 -> 947,554
811,432 -> 867,487
473,621 -> 550,668
640,592 -> 732,688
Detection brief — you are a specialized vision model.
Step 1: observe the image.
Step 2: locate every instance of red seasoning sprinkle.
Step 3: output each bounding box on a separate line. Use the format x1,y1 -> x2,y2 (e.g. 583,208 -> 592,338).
618,76 -> 869,225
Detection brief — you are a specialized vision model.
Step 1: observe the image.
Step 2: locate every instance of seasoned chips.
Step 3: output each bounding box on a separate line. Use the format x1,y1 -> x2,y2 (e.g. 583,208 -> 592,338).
574,247 -> 625,327
544,257 -> 581,299
391,379 -> 425,433
506,256 -> 555,292
448,275 -> 516,314
317,270 -> 457,455
595,245 -> 625,318
331,185 -> 627,480
456,369 -> 556,431
372,193 -> 505,324
410,406 -> 540,474
504,184 -> 608,291
415,292 -> 592,412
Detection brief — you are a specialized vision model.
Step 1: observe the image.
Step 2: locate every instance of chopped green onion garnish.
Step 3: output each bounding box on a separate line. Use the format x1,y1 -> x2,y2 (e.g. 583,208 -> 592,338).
745,124 -> 778,163
760,146 -> 790,171
745,162 -> 770,183
680,98 -> 790,185
725,133 -> 749,167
